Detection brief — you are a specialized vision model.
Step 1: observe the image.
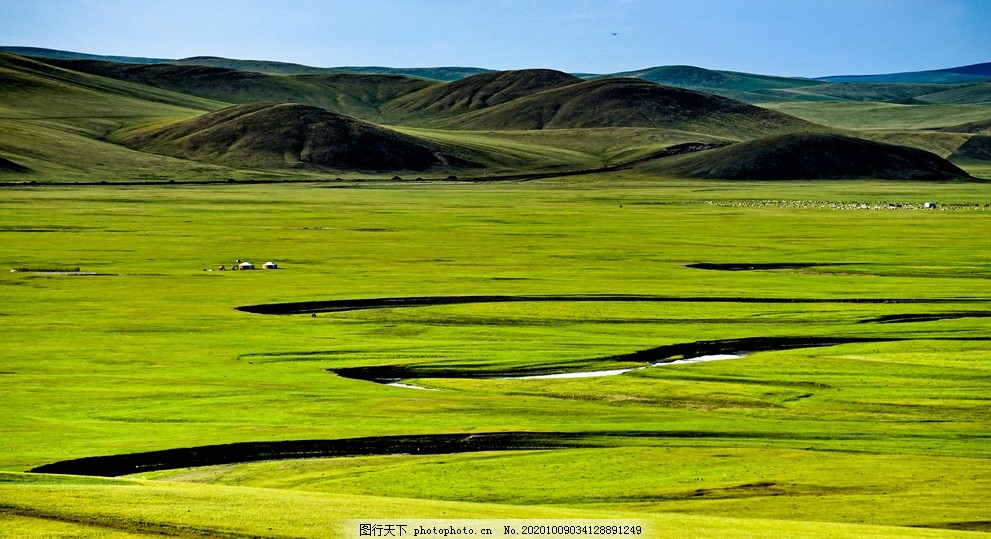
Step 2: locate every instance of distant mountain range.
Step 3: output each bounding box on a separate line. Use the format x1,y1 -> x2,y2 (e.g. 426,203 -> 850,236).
0,46 -> 493,82
4,45 -> 989,85
0,46 -> 173,66
813,62 -> 991,84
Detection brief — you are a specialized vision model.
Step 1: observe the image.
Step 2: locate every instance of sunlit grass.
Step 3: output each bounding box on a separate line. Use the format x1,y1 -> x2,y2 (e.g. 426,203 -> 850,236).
1,179 -> 989,535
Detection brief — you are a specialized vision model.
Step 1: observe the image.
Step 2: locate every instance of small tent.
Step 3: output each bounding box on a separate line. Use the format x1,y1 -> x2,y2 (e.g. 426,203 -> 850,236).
263,261 -> 278,270
238,261 -> 255,270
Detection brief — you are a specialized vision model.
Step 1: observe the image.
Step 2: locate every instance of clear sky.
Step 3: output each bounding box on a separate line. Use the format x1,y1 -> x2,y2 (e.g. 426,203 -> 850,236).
2,0 -> 989,77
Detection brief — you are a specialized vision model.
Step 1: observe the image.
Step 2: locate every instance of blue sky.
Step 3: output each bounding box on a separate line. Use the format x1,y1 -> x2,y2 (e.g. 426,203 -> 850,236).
2,0 -> 989,77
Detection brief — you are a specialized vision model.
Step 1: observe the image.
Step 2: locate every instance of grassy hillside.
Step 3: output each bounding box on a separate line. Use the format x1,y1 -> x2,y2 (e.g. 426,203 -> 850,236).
915,83 -> 991,104
0,155 -> 31,172
611,65 -> 820,91
171,55 -> 337,75
171,56 -> 496,81
0,53 -> 831,181
854,131 -> 972,158
0,45 -> 170,64
755,98 -> 991,167
639,133 -> 971,180
0,53 -> 251,181
43,58 -> 434,121
771,82 -> 976,103
1,46 -> 496,81
441,78 -> 820,138
0,53 -> 221,119
762,101 -> 991,130
397,126 -> 738,169
381,69 -> 582,123
332,65 -> 495,81
948,135 -> 991,165
115,103 -> 484,171
3,49 -> 991,181
941,117 -> 991,134
607,65 -> 826,103
596,66 -> 991,104
851,131 -> 990,172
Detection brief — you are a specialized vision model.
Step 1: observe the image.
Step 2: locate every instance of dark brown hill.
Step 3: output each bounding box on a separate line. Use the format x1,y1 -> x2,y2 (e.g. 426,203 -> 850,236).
170,56 -> 331,75
941,117 -> 991,134
115,103 -> 478,171
441,78 -> 817,137
42,59 -> 433,120
948,136 -> 991,164
381,69 -> 582,122
0,156 -> 31,173
914,83 -> 991,105
640,133 -> 971,180
46,60 -> 272,98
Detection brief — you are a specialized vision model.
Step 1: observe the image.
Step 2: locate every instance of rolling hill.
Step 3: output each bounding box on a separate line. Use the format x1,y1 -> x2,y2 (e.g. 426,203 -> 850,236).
913,83 -> 991,105
3,48 -> 989,180
948,135 -> 991,165
0,52 -> 221,117
815,61 -> 991,83
439,77 -> 819,137
170,55 -> 339,75
639,133 -> 971,180
610,65 -> 819,90
771,82 -> 976,102
605,65 -> 826,103
0,52 -> 239,180
0,47 -> 496,81
113,103 -> 482,171
325,66 -> 495,82
0,155 -> 30,172
0,45 -> 170,65
381,69 -> 582,123
941,117 -> 991,134
40,58 -> 434,121
162,57 -> 495,81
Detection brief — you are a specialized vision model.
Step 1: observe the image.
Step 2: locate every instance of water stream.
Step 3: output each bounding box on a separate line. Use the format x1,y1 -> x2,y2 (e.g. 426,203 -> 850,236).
509,354 -> 745,380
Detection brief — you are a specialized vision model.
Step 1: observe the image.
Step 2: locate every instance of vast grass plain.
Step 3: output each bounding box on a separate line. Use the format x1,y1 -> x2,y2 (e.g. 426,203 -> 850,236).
2,50 -> 991,538
3,179 -> 991,537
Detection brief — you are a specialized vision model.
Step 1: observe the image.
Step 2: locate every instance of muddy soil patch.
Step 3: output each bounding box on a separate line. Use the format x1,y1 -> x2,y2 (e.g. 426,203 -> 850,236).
236,294 -> 989,316
861,311 -> 991,324
687,262 -> 854,271
915,521 -> 991,533
331,336 -> 904,383
30,429 -> 872,477
30,432 -> 594,477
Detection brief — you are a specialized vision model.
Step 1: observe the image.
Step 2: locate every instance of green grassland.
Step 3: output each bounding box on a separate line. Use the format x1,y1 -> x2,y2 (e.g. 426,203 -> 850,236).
7,473 -> 983,539
1,178 -> 990,537
762,101 -> 991,131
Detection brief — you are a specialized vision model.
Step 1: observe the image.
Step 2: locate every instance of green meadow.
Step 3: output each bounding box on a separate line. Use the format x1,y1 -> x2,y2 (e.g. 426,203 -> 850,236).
1,177 -> 990,537
762,102 -> 991,131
